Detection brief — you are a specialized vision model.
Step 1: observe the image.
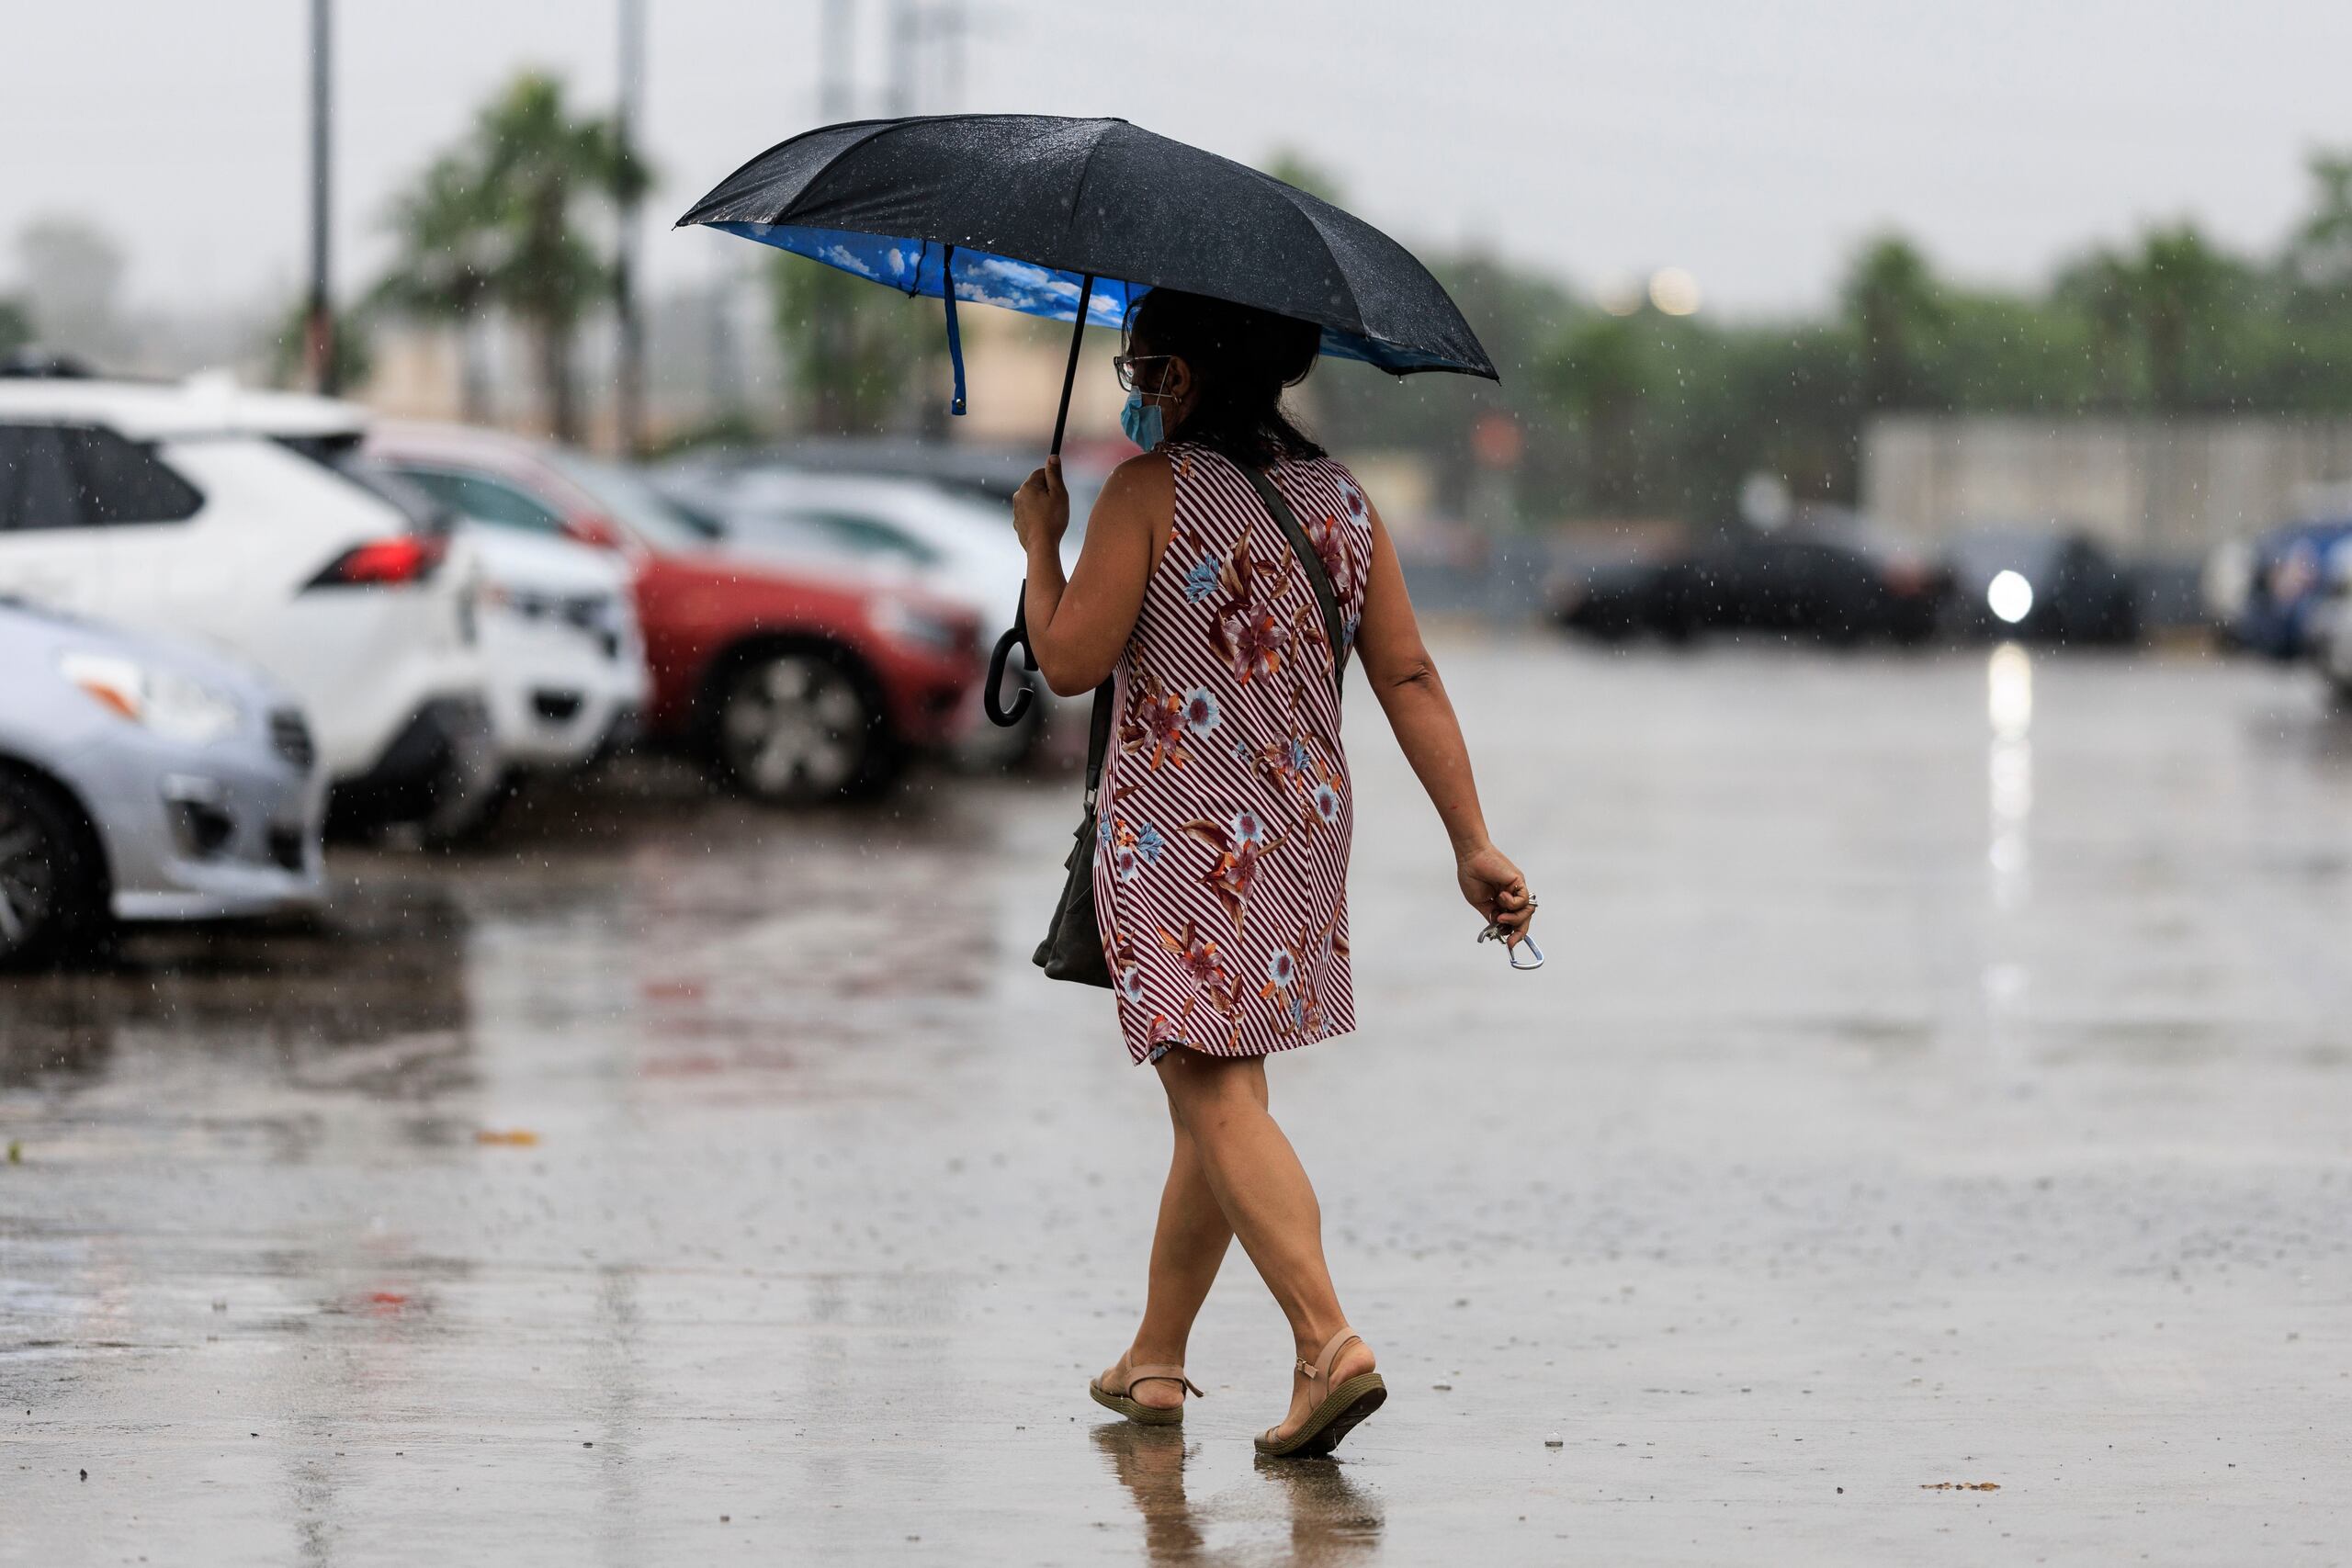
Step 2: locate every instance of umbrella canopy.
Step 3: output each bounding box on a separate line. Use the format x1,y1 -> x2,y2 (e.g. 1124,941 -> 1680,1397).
675,114 -> 1495,380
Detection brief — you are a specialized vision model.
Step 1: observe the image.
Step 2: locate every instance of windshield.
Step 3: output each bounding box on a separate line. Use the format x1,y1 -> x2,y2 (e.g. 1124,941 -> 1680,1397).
544,447 -> 726,552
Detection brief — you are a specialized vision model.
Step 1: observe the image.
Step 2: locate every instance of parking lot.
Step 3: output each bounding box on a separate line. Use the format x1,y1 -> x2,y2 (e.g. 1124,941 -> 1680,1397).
6,637 -> 2352,1565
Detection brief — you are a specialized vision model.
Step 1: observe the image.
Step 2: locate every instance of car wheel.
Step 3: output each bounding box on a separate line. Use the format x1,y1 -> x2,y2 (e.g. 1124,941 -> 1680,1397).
0,772 -> 105,970
714,650 -> 890,805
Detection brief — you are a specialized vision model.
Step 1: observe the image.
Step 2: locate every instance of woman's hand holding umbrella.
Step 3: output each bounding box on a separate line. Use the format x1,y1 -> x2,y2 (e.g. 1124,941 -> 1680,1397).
1012,457 -> 1070,559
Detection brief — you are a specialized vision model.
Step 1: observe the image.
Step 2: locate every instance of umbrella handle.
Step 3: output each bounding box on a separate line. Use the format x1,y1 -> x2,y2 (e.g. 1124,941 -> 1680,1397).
984,590 -> 1036,728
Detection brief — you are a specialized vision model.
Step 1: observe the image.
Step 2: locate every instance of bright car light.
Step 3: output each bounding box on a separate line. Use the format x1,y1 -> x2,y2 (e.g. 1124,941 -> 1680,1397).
58,652 -> 243,745
1986,570 -> 2035,626
871,595 -> 966,653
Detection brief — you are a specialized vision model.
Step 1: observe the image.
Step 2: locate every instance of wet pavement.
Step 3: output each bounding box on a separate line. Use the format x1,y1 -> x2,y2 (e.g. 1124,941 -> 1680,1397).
5,636 -> 2351,1565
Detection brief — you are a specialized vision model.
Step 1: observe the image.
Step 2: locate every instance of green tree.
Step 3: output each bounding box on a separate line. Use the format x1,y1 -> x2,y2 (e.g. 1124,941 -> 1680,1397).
2131,223 -> 2242,410
371,152 -> 501,419
1544,311 -> 1657,513
472,73 -> 649,441
1841,234 -> 1947,412
373,73 -> 648,440
0,297 -> 29,356
2287,150 -> 2352,299
766,254 -> 933,435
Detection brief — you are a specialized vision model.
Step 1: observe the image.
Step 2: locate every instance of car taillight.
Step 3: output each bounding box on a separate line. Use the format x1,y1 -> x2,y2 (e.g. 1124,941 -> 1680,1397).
1883,562 -> 1930,597
304,536 -> 447,589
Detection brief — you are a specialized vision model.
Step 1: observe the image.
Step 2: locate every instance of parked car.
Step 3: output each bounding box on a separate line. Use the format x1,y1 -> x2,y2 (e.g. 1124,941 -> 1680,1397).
2222,518 -> 2352,660
1548,557 -> 1673,642
0,380 -> 500,838
659,465 -> 1082,769
346,456 -> 645,788
366,424 -> 984,804
1552,525 -> 1945,647
665,434 -> 1115,514
1939,527 -> 2140,646
2302,536 -> 2352,703
225,388 -> 650,792
0,598 -> 323,966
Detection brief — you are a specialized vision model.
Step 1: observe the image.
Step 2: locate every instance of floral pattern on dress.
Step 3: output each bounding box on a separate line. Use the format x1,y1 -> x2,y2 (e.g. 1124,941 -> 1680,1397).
1092,448 -> 1372,1065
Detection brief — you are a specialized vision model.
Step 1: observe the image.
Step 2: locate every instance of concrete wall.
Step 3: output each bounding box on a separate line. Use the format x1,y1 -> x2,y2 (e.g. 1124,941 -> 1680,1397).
1861,414 -> 2352,559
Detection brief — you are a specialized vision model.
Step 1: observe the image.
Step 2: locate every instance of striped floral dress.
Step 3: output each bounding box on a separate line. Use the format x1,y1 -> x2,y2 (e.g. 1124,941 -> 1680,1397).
1091,442 -> 1371,1065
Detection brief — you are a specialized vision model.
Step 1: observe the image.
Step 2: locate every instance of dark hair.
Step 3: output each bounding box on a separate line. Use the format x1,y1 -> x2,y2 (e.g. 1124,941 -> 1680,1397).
1129,288 -> 1326,467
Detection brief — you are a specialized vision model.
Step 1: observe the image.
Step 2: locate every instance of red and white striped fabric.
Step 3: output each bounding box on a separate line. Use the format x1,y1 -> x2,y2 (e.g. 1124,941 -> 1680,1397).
1091,443 -> 1372,1065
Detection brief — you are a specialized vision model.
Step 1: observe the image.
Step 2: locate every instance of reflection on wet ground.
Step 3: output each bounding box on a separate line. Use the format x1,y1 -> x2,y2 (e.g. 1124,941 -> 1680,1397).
6,642 -> 2352,1563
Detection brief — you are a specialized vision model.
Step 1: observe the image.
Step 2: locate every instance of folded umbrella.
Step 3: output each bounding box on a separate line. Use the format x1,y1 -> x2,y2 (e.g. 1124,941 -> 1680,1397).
677,113 -> 1496,725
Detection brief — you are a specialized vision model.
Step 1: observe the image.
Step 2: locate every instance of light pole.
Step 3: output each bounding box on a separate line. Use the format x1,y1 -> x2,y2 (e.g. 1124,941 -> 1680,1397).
304,0 -> 336,394
820,0 -> 854,119
615,0 -> 646,456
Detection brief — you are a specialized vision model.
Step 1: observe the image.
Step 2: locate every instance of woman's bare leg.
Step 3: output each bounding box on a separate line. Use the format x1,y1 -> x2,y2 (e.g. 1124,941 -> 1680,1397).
1150,1048 -> 1376,1437
1103,1108 -> 1238,1411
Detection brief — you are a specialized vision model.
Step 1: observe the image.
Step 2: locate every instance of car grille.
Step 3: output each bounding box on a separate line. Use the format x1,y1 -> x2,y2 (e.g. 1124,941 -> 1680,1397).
270,709 -> 317,772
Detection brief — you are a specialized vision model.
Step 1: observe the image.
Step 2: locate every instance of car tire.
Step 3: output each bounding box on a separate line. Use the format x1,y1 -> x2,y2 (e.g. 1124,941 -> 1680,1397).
0,770 -> 107,971
712,649 -> 896,805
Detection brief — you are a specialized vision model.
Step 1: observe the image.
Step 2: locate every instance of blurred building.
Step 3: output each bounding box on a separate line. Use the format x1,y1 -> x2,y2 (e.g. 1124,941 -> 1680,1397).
1862,414 -> 2352,558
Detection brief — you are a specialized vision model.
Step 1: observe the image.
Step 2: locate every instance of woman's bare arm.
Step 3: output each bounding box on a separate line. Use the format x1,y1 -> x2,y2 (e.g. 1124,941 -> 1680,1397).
1353,500 -> 1534,942
1012,455 -> 1170,697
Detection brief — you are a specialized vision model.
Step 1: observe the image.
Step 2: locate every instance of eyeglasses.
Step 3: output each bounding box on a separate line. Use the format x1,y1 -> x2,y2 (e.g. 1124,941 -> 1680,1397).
1112,354 -> 1174,392
1476,922 -> 1545,971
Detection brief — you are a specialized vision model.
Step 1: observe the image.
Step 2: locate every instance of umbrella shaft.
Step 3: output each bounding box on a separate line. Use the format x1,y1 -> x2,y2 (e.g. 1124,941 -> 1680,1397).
1048,274 -> 1095,457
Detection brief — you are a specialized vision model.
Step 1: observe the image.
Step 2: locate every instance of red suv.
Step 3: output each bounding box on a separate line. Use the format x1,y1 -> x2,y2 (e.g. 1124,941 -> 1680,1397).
368,424 -> 980,803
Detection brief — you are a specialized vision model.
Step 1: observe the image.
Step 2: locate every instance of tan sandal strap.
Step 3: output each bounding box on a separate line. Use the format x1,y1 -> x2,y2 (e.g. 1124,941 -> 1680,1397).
1123,1363 -> 1204,1398
1295,1329 -> 1362,1383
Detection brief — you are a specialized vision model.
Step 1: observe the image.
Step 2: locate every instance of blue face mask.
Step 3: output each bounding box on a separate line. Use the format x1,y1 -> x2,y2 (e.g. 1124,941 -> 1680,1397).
1121,392 -> 1166,453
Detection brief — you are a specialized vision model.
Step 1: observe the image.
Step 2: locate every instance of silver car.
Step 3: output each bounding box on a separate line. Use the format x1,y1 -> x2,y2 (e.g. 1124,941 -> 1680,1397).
0,599 -> 324,965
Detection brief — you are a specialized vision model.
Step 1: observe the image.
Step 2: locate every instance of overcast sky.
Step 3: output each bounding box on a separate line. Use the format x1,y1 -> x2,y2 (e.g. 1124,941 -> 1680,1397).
6,0 -> 2347,320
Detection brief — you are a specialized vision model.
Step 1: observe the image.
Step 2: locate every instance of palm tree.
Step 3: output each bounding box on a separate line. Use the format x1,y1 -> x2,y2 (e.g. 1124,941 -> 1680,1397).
372,152 -> 499,419
372,73 -> 648,439
470,73 -> 649,441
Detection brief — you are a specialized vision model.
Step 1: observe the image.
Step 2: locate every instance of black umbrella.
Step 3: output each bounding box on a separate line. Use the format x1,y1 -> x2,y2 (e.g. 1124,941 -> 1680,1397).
676,113 -> 1496,724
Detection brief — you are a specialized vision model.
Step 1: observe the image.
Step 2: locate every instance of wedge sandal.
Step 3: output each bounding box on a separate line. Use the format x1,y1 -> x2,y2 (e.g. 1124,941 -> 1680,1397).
1254,1328 -> 1385,1459
1089,1359 -> 1204,1427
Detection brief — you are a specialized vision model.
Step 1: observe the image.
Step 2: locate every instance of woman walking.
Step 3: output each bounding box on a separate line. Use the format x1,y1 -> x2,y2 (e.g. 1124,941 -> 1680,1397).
1012,288 -> 1535,1459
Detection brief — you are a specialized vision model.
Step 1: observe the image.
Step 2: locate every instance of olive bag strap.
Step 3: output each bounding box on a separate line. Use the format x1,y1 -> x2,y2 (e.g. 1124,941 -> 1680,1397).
1238,464 -> 1351,693
1032,461 -> 1348,989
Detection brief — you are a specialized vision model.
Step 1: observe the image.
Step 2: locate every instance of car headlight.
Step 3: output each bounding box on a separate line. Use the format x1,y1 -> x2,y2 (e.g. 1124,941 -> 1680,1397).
871,595 -> 967,653
1986,570 -> 2035,626
58,651 -> 244,746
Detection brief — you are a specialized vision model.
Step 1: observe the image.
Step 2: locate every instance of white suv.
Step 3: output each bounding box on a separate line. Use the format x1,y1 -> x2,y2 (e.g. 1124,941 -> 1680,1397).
0,379 -> 498,836
219,389 -> 648,788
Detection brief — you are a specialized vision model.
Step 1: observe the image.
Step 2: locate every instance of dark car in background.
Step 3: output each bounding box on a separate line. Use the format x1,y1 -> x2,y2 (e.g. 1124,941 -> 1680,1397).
1553,525 -> 1946,648
1939,527 -> 2140,646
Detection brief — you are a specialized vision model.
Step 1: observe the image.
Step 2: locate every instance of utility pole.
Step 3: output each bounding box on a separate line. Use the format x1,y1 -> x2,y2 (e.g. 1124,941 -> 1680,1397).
887,0 -> 917,116
820,0 -> 854,119
934,1 -> 967,112
304,0 -> 336,394
615,0 -> 646,456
